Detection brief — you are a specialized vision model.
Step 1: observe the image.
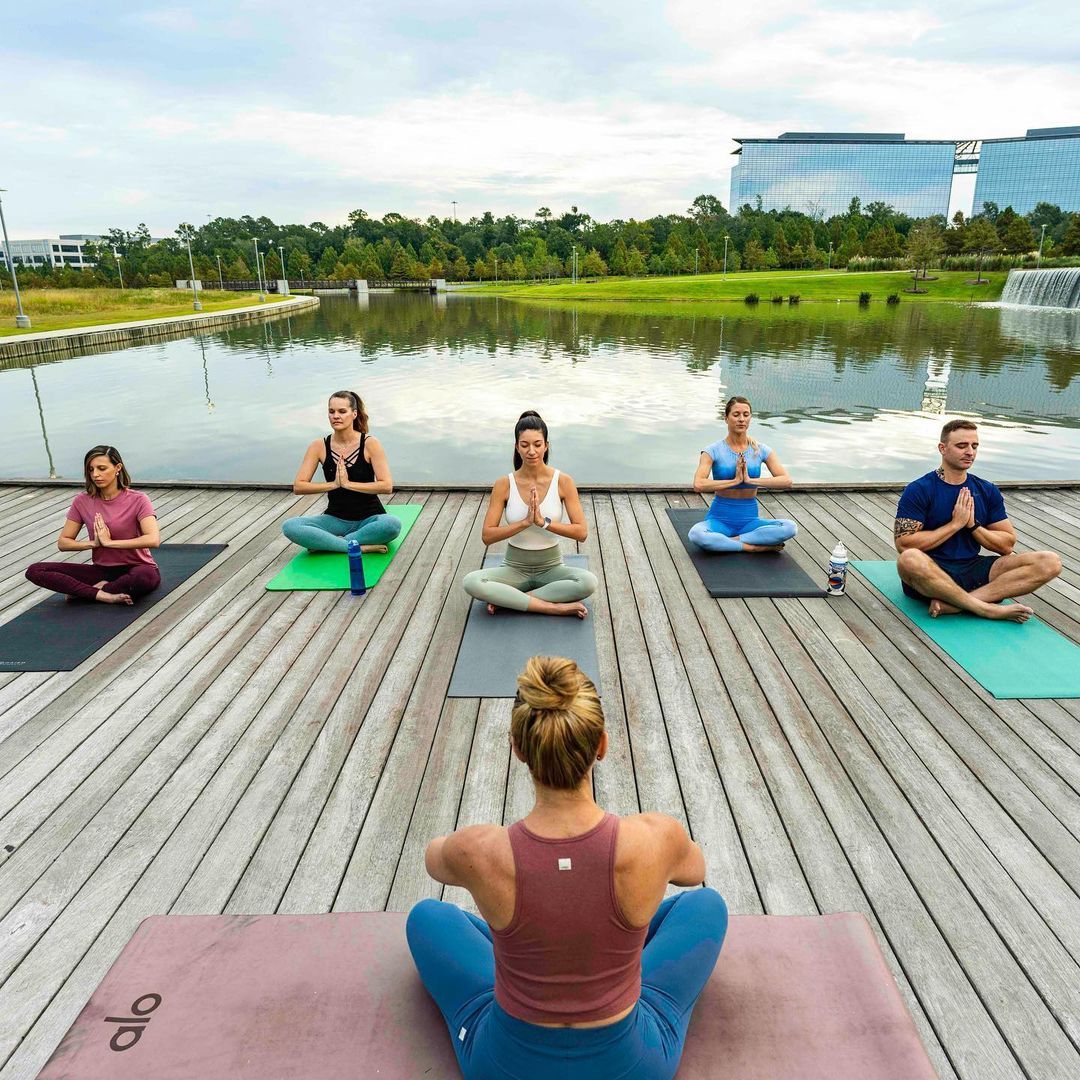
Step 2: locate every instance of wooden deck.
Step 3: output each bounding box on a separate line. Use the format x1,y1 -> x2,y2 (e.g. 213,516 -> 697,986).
0,482 -> 1078,1079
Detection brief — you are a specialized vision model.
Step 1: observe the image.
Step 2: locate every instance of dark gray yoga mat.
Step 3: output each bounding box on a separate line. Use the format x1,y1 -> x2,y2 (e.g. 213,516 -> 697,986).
0,544 -> 227,672
448,554 -> 602,698
666,508 -> 826,598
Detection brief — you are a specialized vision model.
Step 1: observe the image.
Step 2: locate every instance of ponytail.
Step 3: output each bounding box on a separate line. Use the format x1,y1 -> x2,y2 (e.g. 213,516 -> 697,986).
330,390 -> 368,433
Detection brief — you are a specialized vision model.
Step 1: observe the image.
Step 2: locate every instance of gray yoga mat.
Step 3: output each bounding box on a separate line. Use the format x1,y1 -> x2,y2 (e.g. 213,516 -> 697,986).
0,544 -> 227,672
448,554 -> 602,698
666,508 -> 826,598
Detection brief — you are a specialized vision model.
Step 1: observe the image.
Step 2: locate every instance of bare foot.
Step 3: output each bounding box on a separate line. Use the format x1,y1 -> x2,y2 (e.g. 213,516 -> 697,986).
93,580 -> 108,589
928,599 -> 960,617
486,603 -> 498,616
96,590 -> 133,605
741,542 -> 784,553
360,544 -> 389,554
976,600 -> 1033,623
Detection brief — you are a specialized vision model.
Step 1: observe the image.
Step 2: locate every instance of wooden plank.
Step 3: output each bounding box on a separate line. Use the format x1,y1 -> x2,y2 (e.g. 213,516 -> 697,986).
578,494 -> 638,819
590,494 -> 686,823
441,699 -> 513,913
386,698 -> 480,910
170,494 -> 455,915
274,494 -> 485,913
623,492 -> 799,914
0,588 -> 329,1071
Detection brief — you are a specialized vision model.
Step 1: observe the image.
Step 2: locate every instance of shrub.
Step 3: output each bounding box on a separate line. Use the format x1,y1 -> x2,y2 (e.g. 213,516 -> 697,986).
771,295 -> 784,304
744,293 -> 759,305
787,294 -> 800,305
886,293 -> 900,305
858,292 -> 872,305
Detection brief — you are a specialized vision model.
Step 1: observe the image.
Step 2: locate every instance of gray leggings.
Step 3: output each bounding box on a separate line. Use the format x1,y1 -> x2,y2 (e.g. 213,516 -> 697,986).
463,546 -> 598,612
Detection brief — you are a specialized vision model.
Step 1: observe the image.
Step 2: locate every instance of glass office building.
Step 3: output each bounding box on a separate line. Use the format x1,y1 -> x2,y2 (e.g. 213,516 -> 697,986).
730,132 -> 956,218
973,127 -> 1080,215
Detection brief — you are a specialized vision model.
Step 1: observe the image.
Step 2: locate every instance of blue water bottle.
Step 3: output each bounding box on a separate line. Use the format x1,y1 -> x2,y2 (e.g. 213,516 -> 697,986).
347,539 -> 367,596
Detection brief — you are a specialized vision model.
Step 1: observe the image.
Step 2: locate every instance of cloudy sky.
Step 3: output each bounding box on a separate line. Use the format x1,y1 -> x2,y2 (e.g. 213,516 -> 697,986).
3,1 -> 1078,237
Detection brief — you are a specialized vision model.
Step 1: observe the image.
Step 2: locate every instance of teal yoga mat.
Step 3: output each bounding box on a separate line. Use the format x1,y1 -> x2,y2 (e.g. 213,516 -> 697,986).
265,505 -> 422,591
853,560 -> 1080,699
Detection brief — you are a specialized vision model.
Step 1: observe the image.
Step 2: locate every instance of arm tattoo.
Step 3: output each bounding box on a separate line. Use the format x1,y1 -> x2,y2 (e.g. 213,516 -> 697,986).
894,518 -> 923,539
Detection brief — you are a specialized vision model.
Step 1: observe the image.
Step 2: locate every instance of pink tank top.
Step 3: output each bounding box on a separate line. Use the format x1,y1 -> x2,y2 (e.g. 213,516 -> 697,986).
491,814 -> 649,1024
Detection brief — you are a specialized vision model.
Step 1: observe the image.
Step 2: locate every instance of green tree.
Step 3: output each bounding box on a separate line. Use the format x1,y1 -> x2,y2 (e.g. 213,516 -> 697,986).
905,219 -> 944,280
1000,216 -> 1034,255
287,249 -> 312,281
610,238 -> 628,276
1060,215 -> 1080,256
962,218 -> 1000,282
582,248 -> 608,276
316,246 -> 339,276
451,255 -> 469,280
742,237 -> 766,270
389,246 -> 411,280
626,247 -> 647,276
772,228 -> 792,267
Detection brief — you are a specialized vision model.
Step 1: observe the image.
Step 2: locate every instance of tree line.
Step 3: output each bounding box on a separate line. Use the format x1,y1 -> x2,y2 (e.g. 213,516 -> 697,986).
5,196 -> 1080,289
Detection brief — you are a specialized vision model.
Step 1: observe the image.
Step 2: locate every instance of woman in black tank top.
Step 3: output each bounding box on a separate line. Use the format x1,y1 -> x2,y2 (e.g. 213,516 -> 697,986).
281,390 -> 402,554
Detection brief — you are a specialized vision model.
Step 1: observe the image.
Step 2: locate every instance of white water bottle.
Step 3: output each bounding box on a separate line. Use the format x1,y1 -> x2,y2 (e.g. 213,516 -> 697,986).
827,541 -> 848,596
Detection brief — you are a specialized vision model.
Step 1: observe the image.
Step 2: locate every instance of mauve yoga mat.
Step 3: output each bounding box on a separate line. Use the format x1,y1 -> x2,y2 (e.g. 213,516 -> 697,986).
0,545 -> 227,673
666,508 -> 826,598
38,911 -> 935,1080
448,554 -> 601,698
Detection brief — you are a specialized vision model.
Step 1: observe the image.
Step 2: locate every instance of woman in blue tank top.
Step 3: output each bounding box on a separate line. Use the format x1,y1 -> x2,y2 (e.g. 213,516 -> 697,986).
689,396 -> 797,553
281,390 -> 402,553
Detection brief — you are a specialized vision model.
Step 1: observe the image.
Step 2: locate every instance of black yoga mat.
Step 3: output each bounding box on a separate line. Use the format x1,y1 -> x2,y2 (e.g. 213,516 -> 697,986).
448,555 -> 602,698
0,544 -> 228,672
665,509 -> 826,598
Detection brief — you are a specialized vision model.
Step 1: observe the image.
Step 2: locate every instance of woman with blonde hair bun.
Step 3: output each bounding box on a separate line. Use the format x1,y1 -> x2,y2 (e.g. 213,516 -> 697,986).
407,655 -> 728,1079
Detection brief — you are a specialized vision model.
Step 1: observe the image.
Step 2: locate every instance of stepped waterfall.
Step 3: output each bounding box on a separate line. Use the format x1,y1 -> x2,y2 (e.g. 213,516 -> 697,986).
1000,267 -> 1080,308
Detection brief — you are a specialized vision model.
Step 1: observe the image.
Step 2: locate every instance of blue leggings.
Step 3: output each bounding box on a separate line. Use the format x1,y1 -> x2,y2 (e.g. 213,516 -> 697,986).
406,888 -> 727,1080
688,499 -> 797,553
281,512 -> 401,553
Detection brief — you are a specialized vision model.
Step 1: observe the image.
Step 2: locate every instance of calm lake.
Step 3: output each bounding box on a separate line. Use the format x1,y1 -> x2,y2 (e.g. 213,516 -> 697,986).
2,294 -> 1078,485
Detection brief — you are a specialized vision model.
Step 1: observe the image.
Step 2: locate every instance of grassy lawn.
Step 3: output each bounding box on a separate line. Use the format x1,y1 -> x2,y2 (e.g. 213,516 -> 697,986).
469,269 -> 1005,304
0,288 -> 293,336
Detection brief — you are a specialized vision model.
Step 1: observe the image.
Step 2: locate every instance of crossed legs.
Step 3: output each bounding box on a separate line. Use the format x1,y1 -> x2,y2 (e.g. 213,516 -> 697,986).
688,515 -> 797,554
897,549 -> 1061,622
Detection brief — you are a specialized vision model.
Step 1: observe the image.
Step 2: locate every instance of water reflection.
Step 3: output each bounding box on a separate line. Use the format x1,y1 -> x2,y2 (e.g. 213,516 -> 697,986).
0,294 -> 1077,484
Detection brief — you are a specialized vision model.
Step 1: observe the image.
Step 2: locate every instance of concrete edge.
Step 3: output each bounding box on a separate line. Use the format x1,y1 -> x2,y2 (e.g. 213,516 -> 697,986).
2,479 -> 1078,492
0,295 -> 320,362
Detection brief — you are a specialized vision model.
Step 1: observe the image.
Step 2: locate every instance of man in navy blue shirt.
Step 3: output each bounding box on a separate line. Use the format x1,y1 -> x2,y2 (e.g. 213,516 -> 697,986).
894,420 -> 1061,621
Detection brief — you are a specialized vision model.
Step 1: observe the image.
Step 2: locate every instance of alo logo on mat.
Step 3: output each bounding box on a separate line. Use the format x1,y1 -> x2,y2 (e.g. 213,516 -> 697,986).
104,993 -> 162,1051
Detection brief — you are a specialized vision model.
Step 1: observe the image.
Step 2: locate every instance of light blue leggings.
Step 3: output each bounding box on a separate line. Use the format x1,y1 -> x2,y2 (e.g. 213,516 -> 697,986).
281,512 -> 401,553
406,888 -> 727,1080
689,498 -> 797,553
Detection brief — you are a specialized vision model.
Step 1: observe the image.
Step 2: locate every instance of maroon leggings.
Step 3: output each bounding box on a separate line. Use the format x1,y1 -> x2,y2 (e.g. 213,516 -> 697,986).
25,561 -> 162,601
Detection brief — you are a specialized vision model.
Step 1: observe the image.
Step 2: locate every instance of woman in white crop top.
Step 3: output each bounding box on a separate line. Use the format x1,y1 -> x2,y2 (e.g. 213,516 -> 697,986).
463,411 -> 597,616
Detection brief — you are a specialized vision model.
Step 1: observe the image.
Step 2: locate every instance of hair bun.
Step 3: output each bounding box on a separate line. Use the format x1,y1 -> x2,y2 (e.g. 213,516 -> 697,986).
518,409 -> 542,421
517,656 -> 580,711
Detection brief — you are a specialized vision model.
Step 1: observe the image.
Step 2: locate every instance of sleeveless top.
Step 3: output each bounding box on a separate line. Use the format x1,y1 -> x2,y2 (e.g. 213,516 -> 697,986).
504,469 -> 566,551
491,814 -> 649,1024
322,434 -> 386,521
702,438 -> 772,518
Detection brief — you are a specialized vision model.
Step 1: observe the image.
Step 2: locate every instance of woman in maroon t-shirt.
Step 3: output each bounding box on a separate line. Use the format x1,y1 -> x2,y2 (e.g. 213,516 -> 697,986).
407,656 -> 728,1079
25,445 -> 161,605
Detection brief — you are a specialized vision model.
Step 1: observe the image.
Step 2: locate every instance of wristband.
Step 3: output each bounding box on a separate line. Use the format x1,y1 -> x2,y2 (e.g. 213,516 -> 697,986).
543,517 -> 552,530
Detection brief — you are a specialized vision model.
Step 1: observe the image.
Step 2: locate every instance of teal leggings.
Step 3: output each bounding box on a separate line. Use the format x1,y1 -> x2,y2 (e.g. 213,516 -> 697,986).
463,547 -> 597,612
281,512 -> 401,554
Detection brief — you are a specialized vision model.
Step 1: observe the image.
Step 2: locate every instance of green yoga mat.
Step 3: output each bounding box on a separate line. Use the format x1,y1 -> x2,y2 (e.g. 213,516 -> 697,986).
853,560 -> 1080,699
266,505 -> 422,591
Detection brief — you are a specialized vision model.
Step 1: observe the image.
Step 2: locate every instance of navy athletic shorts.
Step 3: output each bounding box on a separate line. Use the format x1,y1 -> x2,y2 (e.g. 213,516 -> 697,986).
902,554 -> 999,603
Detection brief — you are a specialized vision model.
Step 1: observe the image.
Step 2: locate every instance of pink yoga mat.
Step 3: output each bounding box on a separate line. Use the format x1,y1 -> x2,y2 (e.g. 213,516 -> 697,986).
38,911 -> 935,1079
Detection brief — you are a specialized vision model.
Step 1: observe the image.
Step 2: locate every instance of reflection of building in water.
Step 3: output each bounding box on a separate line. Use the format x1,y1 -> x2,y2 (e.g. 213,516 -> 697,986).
921,353 -> 951,414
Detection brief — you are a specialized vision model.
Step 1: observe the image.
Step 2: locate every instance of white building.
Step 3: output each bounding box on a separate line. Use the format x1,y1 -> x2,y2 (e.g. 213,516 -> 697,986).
0,234 -> 102,271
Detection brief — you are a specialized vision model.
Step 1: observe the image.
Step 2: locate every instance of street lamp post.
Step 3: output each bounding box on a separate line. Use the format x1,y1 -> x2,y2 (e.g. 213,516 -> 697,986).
1037,224 -> 1047,269
0,190 -> 31,328
113,248 -> 124,289
572,244 -> 577,284
253,239 -> 266,302
694,247 -> 699,274
185,237 -> 202,311
279,245 -> 287,289
827,241 -> 833,270
451,200 -> 457,223
493,254 -> 498,285
216,254 -> 224,289
722,235 -> 730,278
